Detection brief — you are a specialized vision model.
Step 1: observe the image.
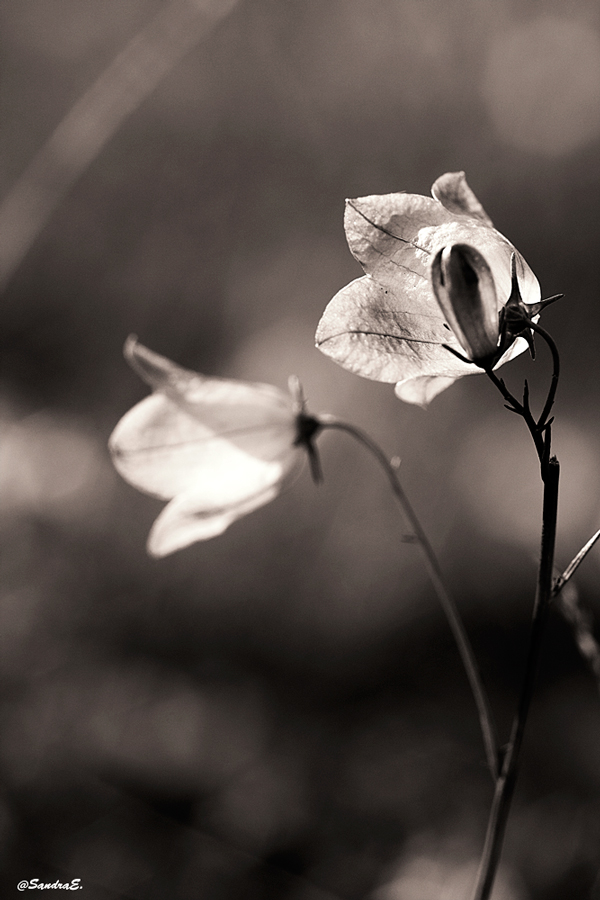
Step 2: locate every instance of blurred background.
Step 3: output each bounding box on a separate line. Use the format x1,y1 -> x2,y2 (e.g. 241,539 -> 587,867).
1,0 -> 600,896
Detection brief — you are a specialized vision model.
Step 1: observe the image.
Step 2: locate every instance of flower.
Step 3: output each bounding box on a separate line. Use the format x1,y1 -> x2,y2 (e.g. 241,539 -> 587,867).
315,171 -> 541,406
109,337 -> 320,557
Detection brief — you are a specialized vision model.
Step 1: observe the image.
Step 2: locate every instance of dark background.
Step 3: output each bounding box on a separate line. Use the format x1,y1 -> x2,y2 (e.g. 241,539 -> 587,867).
2,1 -> 600,897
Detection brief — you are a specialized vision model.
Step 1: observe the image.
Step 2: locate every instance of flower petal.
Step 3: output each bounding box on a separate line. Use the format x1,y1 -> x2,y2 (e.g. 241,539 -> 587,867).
110,340 -> 300,499
110,389 -> 301,500
146,455 -> 295,556
431,171 -> 494,226
344,192 -> 539,308
316,275 -> 476,385
344,193 -> 453,287
394,375 -> 460,407
124,338 -> 295,440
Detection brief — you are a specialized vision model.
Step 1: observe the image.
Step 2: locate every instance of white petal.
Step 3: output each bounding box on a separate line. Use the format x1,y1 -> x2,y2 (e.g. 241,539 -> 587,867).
344,193 -> 454,285
342,194 -> 540,310
431,171 -> 494,226
394,375 -> 461,407
125,338 -> 293,431
109,391 -> 298,501
146,454 -> 298,556
317,175 -> 542,406
316,275 -> 475,385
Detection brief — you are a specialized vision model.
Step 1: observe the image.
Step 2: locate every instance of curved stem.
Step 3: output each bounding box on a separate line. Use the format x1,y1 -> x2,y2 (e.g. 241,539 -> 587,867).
471,457 -> 560,900
486,322 -> 560,467
528,320 -> 560,431
320,417 -> 499,781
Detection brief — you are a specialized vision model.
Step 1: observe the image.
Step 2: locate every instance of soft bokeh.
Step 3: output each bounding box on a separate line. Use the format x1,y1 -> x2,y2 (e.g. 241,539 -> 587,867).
1,1 -> 600,897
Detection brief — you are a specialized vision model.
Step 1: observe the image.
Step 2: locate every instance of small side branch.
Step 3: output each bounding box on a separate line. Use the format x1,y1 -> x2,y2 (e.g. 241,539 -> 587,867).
553,527 -> 600,596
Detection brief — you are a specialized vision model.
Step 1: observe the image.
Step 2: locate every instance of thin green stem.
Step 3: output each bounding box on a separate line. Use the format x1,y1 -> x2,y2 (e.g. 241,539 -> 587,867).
320,417 -> 499,781
471,457 -> 560,900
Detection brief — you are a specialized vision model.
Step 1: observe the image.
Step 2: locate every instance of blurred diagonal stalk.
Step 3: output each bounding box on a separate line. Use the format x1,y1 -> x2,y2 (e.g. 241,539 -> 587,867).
0,0 -> 240,292
553,526 -> 600,596
553,527 -> 600,696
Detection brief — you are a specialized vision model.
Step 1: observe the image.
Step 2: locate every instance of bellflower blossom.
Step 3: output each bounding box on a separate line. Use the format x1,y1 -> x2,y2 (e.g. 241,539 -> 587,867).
315,172 -> 541,405
109,337 -> 320,557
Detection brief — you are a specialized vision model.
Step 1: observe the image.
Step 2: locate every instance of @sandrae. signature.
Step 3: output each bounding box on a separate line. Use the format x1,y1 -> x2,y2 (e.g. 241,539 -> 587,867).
18,879 -> 82,891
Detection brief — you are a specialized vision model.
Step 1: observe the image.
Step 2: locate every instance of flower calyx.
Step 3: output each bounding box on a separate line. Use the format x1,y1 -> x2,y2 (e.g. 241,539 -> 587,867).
499,253 -> 563,360
289,375 -> 324,484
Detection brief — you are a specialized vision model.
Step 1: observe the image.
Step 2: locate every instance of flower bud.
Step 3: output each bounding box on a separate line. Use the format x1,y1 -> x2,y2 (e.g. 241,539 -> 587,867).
431,243 -> 500,366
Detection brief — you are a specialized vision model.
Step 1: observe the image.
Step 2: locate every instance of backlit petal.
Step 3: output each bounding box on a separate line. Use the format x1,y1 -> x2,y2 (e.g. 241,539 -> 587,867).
316,275 -> 476,384
394,375 -> 460,407
110,392 -> 299,500
110,340 -> 308,554
431,171 -> 494,226
147,455 -> 295,556
125,338 -> 296,447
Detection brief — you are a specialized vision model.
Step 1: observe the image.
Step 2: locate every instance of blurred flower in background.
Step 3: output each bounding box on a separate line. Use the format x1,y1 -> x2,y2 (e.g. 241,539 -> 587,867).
110,337 -> 320,555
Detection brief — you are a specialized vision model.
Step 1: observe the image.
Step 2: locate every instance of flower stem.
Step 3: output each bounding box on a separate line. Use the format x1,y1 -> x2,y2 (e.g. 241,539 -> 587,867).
484,368 -> 545,461
320,417 -> 499,781
528,320 -> 560,431
471,456 -> 560,900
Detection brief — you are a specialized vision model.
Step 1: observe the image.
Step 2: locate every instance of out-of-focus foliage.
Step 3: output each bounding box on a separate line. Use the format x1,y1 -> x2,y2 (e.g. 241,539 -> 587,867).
1,1 -> 600,897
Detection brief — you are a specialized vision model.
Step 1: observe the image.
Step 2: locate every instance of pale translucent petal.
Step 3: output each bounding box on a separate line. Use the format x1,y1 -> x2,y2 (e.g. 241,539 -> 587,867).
110,340 -> 309,555
316,275 -> 476,384
431,171 -> 494,226
146,454 -> 298,556
125,337 -> 295,438
344,193 -> 453,286
344,192 -> 540,308
389,335 -> 532,407
394,375 -> 461,406
109,391 -> 297,500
